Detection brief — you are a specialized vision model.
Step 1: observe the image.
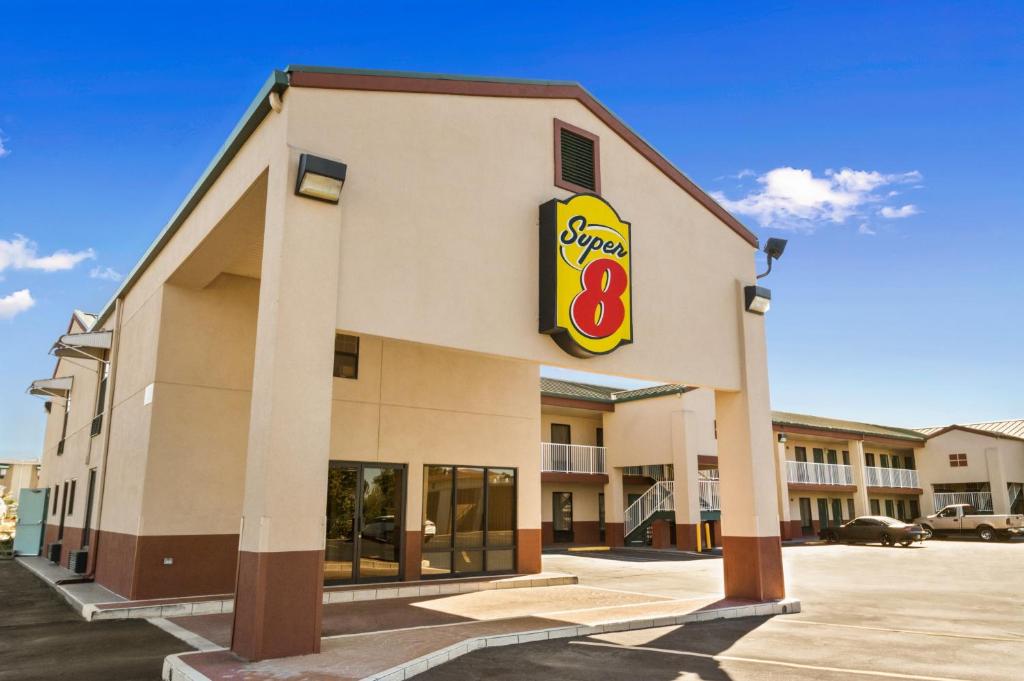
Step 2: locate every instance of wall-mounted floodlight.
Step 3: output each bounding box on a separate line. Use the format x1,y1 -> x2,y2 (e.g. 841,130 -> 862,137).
777,432 -> 788,444
757,237 -> 788,279
744,285 -> 771,315
295,153 -> 347,203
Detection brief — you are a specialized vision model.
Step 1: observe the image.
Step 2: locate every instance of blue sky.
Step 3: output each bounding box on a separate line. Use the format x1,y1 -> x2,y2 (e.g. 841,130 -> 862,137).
1,3 -> 1022,457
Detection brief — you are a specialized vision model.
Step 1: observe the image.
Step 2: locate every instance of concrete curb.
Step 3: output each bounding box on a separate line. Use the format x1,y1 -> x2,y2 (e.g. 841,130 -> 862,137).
89,573 -> 578,621
162,597 -> 801,681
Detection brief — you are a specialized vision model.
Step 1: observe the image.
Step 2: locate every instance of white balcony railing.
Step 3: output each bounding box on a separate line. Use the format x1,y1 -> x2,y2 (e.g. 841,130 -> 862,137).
698,469 -> 720,511
933,492 -> 993,512
540,442 -> 607,474
786,460 -> 854,486
865,466 -> 919,489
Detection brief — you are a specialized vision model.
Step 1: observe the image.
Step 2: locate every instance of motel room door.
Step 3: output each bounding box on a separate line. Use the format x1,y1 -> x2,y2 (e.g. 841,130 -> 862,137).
552,492 -> 574,543
325,462 -> 406,585
798,498 -> 813,535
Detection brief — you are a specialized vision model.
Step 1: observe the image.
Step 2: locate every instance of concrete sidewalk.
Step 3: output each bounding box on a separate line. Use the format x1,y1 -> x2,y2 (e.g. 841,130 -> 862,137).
164,583 -> 799,681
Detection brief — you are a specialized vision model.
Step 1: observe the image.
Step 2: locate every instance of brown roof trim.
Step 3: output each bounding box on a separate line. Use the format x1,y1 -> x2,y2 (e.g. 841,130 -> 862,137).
774,423 -> 923,449
541,395 -> 614,412
288,69 -> 758,249
922,424 -> 1024,443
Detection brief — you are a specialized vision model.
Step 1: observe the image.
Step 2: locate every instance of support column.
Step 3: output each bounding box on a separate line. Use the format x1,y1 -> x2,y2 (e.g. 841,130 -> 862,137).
230,151 -> 342,661
517,451 -> 542,573
716,281 -> 785,602
672,410 -> 701,551
774,440 -> 795,539
605,467 -> 625,547
986,447 -> 1010,515
848,440 -> 871,518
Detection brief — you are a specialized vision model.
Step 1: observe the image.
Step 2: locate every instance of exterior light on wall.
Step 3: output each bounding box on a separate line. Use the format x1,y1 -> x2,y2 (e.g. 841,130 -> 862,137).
295,154 -> 347,203
757,238 -> 788,280
744,285 -> 772,315
777,432 -> 788,444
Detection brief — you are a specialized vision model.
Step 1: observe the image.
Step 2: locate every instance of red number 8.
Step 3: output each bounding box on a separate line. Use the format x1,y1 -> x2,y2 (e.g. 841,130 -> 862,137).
570,258 -> 628,339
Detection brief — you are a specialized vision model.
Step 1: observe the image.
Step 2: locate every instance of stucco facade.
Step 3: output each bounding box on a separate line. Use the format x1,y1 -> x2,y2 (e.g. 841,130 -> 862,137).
29,66 -> 784,662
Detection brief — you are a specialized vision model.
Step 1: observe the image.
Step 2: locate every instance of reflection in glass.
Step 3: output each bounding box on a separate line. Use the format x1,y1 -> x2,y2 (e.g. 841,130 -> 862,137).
455,467 -> 485,547
423,466 -> 454,551
487,468 -> 515,546
455,549 -> 484,573
324,466 -> 358,582
359,466 -> 402,580
487,549 -> 514,572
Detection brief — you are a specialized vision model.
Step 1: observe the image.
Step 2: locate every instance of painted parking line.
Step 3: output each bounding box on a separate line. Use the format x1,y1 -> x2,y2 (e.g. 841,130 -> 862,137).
569,640 -> 975,681
776,618 -> 1024,643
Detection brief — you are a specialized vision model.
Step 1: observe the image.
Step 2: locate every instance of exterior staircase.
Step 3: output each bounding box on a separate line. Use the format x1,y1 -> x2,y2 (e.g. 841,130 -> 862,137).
624,481 -> 674,545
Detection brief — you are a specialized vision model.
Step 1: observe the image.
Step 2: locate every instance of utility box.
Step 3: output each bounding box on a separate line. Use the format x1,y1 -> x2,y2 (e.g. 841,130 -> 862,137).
47,542 -> 62,564
67,549 -> 89,574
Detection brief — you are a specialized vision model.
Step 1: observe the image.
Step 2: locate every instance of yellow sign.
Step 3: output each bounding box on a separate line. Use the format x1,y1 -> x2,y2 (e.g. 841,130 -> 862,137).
539,194 -> 633,357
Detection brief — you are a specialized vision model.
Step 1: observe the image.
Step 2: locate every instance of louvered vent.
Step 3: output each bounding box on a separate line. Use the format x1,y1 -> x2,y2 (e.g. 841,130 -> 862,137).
560,128 -> 597,191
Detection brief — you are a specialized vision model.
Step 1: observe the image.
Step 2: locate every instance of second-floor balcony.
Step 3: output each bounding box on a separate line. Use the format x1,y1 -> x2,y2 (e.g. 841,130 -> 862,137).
786,460 -> 854,486
540,442 -> 606,474
865,466 -> 919,489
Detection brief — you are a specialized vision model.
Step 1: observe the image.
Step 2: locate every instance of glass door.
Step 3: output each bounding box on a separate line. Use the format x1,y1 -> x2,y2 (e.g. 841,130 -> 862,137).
325,462 -> 405,585
553,492 -> 574,543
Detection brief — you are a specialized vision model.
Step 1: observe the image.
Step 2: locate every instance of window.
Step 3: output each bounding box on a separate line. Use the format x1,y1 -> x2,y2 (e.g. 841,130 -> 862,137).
909,499 -> 920,518
891,455 -> 901,469
91,362 -> 109,437
842,450 -> 850,466
595,427 -> 604,447
794,446 -> 807,463
332,334 -> 359,379
884,499 -> 895,518
880,454 -> 890,468
905,455 -> 916,470
826,449 -> 838,465
58,395 -> 71,455
870,499 -> 881,515
812,448 -> 824,464
896,500 -> 906,521
949,453 -> 967,467
865,452 -> 876,467
550,423 -> 571,445
68,479 -> 77,515
421,465 -> 516,577
554,119 -> 600,193
847,498 -> 855,520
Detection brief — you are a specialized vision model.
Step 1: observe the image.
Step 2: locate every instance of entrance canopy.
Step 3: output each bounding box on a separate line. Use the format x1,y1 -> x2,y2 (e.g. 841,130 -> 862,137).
51,330 -> 112,362
28,376 -> 73,399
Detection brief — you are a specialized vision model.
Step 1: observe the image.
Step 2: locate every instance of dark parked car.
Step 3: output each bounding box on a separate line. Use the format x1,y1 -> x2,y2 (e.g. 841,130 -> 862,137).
819,516 -> 928,547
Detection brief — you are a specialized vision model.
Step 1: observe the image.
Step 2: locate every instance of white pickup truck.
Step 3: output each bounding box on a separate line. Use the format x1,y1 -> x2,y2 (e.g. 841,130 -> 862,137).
915,504 -> 1024,542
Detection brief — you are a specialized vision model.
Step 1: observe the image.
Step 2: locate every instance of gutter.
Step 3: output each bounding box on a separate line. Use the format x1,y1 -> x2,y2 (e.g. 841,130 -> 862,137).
93,70 -> 289,328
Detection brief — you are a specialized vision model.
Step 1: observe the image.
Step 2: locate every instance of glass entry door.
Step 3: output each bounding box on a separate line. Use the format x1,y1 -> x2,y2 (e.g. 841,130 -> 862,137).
553,492 -> 574,543
325,462 -> 405,585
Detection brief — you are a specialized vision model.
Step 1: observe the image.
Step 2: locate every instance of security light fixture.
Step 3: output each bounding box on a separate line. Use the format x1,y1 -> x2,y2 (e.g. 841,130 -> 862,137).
744,285 -> 771,315
757,237 -> 788,279
295,153 -> 347,203
778,432 -> 788,444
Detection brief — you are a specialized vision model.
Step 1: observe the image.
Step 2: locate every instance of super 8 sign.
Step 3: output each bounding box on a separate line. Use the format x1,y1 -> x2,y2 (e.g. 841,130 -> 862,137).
539,194 -> 633,357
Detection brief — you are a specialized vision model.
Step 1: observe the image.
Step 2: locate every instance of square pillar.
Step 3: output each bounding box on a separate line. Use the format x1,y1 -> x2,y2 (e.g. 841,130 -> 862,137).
715,281 -> 785,602
231,152 -> 343,661
848,440 -> 871,517
517,454 -> 543,573
604,467 -> 625,547
671,410 -> 701,551
774,440 -> 796,539
985,447 -> 1010,515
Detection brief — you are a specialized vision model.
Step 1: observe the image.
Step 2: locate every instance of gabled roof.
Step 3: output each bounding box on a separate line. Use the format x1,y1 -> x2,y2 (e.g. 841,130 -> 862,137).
94,66 -> 757,327
772,411 -> 925,443
541,377 -> 688,405
916,421 -> 1024,443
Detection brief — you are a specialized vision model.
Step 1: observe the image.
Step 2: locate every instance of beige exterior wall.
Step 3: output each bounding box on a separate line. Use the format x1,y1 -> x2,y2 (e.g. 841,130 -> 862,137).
540,411 -> 603,446
603,390 -> 717,468
0,461 -> 39,499
917,429 -> 1024,514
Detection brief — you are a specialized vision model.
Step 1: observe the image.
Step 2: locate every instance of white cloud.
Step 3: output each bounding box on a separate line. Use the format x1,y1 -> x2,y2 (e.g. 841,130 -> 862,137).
0,129 -> 8,158
89,266 -> 123,282
0,289 -> 34,319
0,235 -> 95,273
712,167 -> 922,231
858,223 -> 876,236
880,204 -> 919,219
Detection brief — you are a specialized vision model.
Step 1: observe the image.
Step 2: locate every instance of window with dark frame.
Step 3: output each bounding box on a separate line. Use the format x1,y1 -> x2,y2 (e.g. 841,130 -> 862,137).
52,485 -> 59,515
865,452 -> 876,467
794,446 -> 807,462
554,119 -> 600,194
842,450 -> 850,466
421,465 -> 516,577
333,334 -> 359,379
596,427 -> 604,447
550,423 -> 571,445
68,479 -> 77,515
92,361 -> 109,437
57,395 -> 71,455
948,453 -> 967,467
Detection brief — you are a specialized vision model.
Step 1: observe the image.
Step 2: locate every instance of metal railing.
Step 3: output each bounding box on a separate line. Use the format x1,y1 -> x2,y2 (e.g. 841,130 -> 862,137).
865,466 -> 919,489
785,460 -> 854,486
623,464 -> 671,481
933,492 -> 993,512
698,469 -> 720,511
540,442 -> 607,474
624,481 -> 674,538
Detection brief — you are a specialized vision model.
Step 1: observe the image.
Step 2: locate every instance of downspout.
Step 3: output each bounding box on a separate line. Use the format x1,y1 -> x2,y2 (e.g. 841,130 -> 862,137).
85,297 -> 123,581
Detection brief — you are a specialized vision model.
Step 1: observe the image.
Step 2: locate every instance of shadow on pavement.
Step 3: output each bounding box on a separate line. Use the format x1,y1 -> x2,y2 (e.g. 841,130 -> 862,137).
416,615 -> 770,681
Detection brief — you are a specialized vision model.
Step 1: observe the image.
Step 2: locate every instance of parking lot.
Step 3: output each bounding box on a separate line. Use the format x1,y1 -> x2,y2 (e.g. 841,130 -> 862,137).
419,540 -> 1024,681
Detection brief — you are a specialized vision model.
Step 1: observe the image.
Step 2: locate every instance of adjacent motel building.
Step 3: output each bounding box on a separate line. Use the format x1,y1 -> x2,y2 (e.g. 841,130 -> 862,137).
24,67 -> 785,661
0,458 -> 39,500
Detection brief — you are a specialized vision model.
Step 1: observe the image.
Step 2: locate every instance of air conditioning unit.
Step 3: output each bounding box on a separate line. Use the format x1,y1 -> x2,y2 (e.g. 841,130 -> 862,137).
67,549 -> 89,574
47,542 -> 62,564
